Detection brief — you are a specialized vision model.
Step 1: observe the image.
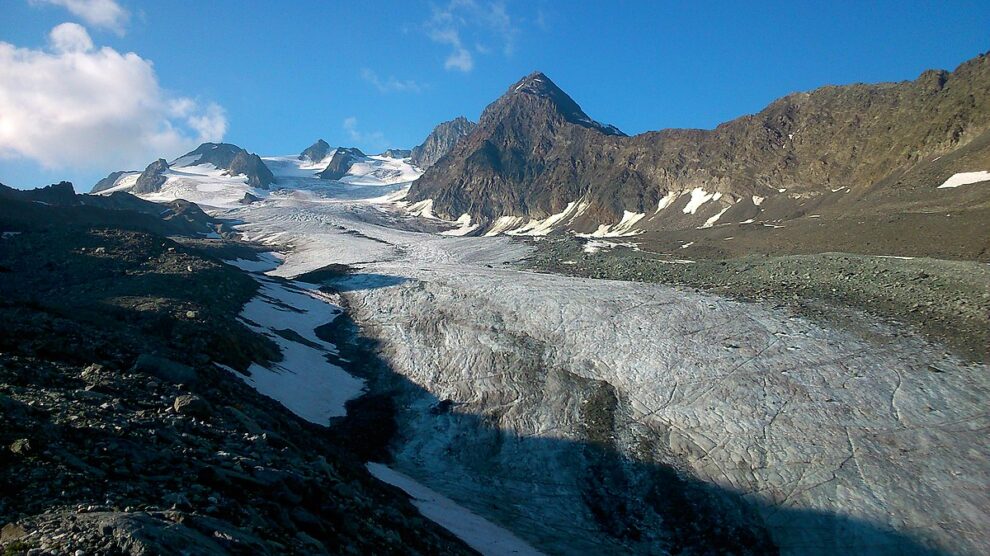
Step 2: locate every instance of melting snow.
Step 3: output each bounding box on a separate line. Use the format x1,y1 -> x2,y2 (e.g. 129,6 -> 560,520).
406,199 -> 436,219
576,211 -> 646,238
752,195 -> 765,206
656,191 -> 679,212
582,239 -> 639,254
938,171 -> 990,189
233,271 -> 365,425
700,205 -> 732,228
441,214 -> 479,236
485,216 -> 526,237
505,202 -> 588,236
682,188 -> 716,214
367,463 -> 544,556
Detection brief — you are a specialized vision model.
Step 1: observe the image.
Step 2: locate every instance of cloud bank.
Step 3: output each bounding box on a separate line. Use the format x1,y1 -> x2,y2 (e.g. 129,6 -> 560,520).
0,23 -> 227,173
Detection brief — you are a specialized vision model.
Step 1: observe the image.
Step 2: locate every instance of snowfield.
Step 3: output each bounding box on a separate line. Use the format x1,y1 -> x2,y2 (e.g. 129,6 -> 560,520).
139,163 -> 988,555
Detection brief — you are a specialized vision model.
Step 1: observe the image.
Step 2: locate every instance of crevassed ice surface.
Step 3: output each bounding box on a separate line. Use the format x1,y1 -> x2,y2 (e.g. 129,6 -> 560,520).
144,167 -> 988,555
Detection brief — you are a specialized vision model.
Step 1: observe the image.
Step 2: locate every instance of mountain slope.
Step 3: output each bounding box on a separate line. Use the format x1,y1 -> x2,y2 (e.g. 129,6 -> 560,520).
409,116 -> 477,169
173,143 -> 276,189
318,147 -> 366,180
408,56 -> 990,236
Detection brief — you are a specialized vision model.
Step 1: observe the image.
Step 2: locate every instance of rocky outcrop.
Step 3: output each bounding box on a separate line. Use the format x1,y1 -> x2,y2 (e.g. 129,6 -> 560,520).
90,170 -> 138,193
0,181 -> 234,238
408,55 -> 990,229
299,139 -> 331,162
131,159 -> 170,194
318,147 -> 366,181
409,116 -> 476,169
175,143 -> 276,189
0,181 -> 78,205
380,148 -> 412,159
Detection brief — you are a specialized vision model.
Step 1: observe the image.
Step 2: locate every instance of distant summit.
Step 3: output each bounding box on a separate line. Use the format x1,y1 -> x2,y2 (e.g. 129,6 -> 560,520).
299,139 -> 332,162
174,143 -> 276,189
318,147 -> 366,181
410,116 -> 476,169
380,148 -> 412,159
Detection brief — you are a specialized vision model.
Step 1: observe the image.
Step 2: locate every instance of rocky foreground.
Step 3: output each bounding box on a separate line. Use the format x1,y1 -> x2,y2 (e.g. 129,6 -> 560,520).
0,211 -> 473,554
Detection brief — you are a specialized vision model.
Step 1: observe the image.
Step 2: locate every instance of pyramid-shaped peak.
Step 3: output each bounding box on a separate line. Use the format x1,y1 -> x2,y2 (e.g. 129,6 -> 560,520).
512,71 -> 561,96
501,71 -> 625,136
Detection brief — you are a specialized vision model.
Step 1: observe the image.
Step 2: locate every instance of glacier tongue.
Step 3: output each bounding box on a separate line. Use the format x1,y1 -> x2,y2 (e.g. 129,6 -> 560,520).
201,183 -> 989,554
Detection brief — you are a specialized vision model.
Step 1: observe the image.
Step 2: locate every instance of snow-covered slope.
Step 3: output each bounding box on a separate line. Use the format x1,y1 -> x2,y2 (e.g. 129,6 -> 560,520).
93,147 -> 421,209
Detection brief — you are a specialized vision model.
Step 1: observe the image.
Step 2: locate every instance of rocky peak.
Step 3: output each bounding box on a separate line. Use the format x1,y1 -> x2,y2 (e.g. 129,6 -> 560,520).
131,159 -> 170,194
410,117 -> 477,169
491,71 -> 625,136
317,148 -> 366,181
299,139 -> 331,162
174,143 -> 276,189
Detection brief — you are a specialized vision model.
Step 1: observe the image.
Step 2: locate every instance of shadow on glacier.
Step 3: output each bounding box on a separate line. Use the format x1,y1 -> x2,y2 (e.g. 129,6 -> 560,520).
326,274 -> 408,292
323,314 -> 948,556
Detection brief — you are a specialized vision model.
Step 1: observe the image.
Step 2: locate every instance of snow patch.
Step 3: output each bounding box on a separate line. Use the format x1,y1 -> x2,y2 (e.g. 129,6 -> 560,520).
682,188 -> 716,214
505,202 -> 588,236
485,216 -> 526,237
655,191 -> 679,212
576,211 -> 646,238
236,275 -> 364,424
224,252 -> 284,273
367,463 -> 544,556
938,171 -> 990,189
700,205 -> 732,228
582,239 -> 639,254
441,213 -> 479,236
406,199 -> 436,219
752,195 -> 765,206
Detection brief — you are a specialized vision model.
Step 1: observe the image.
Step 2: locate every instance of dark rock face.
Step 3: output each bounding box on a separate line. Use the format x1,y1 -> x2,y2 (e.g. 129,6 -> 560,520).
409,116 -> 476,169
91,170 -> 137,193
239,192 -> 260,205
131,159 -> 170,194
318,148 -> 366,181
227,150 -> 276,189
380,148 -> 412,159
0,181 -> 235,238
409,55 -> 990,227
175,143 -> 276,189
0,181 -> 78,206
299,139 -> 331,162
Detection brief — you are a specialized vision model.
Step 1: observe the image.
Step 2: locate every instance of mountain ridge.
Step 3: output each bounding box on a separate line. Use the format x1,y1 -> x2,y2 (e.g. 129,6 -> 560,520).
407,54 -> 990,233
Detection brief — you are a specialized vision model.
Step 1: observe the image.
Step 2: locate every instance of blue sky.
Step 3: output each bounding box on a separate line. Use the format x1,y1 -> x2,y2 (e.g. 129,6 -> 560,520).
1,0 -> 989,190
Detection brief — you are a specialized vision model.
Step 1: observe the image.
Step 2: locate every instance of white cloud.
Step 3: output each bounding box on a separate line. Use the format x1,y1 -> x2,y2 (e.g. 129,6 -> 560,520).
445,47 -> 473,72
360,68 -> 425,93
342,117 -> 388,151
0,24 -> 227,172
33,0 -> 130,35
49,22 -> 93,53
425,0 -> 518,72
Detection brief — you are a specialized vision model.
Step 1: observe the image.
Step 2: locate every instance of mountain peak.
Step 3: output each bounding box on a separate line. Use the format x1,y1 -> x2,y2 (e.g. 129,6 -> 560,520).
500,71 -> 625,136
299,139 -> 332,162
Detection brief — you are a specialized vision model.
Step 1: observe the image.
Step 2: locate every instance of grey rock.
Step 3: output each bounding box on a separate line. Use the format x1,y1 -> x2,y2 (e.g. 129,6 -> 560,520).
131,354 -> 198,385
299,139 -> 331,162
409,116 -> 476,170
130,159 -> 169,194
317,148 -> 366,181
173,395 -> 211,418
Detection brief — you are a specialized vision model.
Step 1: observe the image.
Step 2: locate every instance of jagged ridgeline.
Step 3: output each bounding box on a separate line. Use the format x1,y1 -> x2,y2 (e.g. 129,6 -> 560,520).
408,55 -> 990,233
